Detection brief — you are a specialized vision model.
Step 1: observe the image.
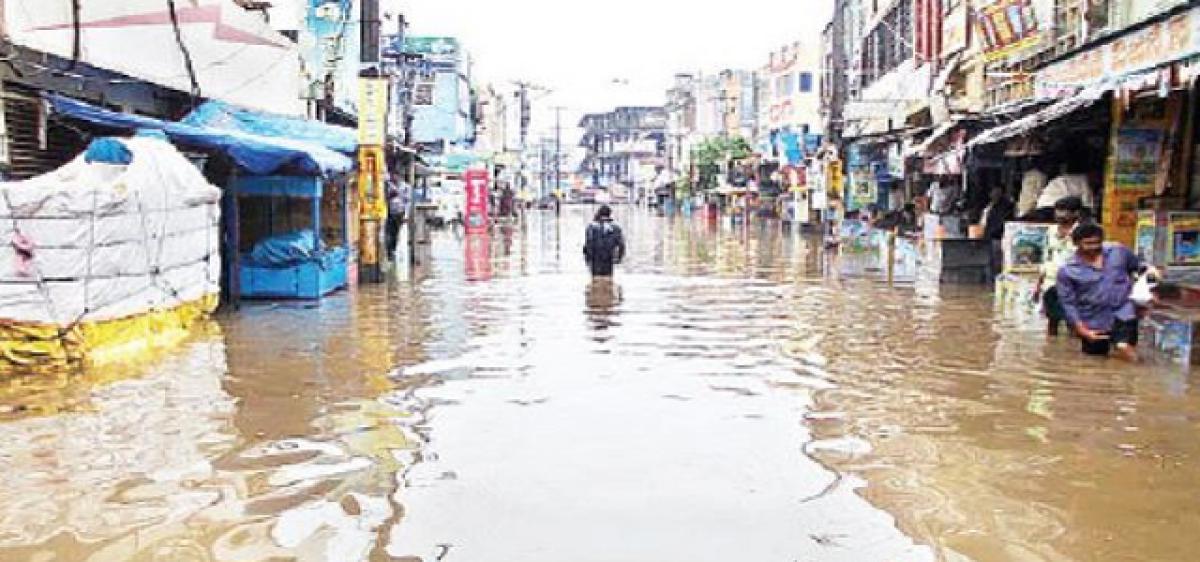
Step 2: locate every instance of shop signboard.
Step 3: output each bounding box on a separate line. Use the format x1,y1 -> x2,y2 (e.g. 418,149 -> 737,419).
850,168 -> 876,207
847,145 -> 865,167
827,159 -> 843,199
1038,8 -> 1200,97
941,2 -> 970,57
1168,212 -> 1200,266
1136,210 -> 1168,265
357,78 -> 389,145
401,36 -> 461,65
463,169 -> 490,233
975,0 -> 1043,63
887,143 -> 904,179
1114,128 -> 1164,191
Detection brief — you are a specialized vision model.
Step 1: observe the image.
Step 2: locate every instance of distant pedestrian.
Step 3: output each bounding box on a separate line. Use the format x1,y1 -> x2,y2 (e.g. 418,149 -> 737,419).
980,186 -> 1015,241
583,205 -> 626,277
385,177 -> 408,259
1056,223 -> 1155,361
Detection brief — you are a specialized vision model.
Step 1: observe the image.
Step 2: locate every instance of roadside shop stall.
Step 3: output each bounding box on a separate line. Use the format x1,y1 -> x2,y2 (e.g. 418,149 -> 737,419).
44,95 -> 357,304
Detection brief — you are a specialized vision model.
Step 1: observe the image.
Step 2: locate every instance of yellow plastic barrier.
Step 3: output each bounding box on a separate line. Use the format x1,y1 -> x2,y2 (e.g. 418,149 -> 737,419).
0,294 -> 219,374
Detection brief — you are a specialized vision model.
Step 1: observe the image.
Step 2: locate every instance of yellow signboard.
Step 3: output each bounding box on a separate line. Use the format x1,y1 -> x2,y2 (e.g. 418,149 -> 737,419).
357,78 -> 389,146
827,159 -> 843,199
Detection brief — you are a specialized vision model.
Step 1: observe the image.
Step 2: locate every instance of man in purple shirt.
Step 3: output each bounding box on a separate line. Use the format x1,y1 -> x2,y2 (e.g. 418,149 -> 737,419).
1055,223 -> 1146,360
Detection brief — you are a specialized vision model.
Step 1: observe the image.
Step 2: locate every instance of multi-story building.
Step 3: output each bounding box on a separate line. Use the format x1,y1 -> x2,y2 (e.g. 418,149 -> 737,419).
665,74 -> 698,185
718,69 -> 759,140
270,0 -> 362,124
692,73 -> 726,140
761,41 -> 822,165
578,107 -> 667,194
820,13 -> 849,145
475,84 -> 508,156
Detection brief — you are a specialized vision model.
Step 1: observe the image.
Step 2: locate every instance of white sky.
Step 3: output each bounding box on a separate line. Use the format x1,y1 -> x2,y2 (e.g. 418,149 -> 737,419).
388,0 -> 834,140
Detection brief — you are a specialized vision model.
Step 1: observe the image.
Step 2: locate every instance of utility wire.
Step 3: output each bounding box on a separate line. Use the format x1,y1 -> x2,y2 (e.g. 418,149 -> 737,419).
166,0 -> 202,106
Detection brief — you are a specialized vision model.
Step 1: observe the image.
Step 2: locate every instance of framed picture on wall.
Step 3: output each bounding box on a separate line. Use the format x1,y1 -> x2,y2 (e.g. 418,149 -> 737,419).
1168,212 -> 1200,266
1002,222 -> 1051,273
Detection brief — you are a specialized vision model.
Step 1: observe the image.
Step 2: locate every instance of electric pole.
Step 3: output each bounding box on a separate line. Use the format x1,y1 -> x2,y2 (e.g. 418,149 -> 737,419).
510,80 -> 552,197
553,106 -> 564,201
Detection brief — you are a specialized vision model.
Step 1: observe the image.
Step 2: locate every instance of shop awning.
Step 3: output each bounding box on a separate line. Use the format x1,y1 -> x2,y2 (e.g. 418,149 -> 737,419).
965,84 -> 1109,149
182,101 -> 358,154
906,122 -> 956,157
46,94 -> 353,176
930,53 -> 962,95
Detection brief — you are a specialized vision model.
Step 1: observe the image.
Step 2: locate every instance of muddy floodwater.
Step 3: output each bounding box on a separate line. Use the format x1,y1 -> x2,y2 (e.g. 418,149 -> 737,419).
1,206 -> 1198,562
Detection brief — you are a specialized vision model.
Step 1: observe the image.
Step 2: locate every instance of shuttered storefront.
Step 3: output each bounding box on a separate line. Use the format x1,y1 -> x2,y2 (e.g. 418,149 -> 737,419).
3,84 -> 88,180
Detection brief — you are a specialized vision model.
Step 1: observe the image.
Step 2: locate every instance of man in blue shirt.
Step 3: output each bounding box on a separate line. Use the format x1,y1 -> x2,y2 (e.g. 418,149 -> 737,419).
1055,223 -> 1146,360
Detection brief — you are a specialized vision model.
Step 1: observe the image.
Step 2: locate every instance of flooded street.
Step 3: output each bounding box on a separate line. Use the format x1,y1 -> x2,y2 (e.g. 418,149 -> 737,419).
2,206 -> 1199,561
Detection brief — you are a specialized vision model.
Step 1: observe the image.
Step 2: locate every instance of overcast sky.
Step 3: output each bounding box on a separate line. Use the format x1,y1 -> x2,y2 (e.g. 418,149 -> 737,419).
388,0 -> 834,140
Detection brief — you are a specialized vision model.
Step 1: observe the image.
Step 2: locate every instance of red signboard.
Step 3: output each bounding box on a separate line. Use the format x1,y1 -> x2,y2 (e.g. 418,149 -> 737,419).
463,169 -> 490,233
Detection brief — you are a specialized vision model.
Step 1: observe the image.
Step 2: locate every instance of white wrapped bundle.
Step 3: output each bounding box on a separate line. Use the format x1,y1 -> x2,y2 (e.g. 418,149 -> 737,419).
0,136 -> 222,327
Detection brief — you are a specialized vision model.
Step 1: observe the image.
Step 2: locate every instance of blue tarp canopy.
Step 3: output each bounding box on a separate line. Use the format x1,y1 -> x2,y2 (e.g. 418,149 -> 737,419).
45,94 -> 353,176
183,100 -> 357,154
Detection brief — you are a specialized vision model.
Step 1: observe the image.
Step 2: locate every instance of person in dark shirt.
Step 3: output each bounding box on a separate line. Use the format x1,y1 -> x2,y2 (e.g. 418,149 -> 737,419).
982,186 -> 1015,241
1056,223 -> 1149,361
583,205 -> 626,277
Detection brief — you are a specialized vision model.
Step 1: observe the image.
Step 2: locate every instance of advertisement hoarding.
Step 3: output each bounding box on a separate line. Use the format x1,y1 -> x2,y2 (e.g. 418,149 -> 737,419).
463,169 -> 490,233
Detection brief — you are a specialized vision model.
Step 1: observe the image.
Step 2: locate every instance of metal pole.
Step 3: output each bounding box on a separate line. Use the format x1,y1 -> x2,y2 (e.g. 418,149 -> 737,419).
886,228 -> 896,284
554,107 -> 563,201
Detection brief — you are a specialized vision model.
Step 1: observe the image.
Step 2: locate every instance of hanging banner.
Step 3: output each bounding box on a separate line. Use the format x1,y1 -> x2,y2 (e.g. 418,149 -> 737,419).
463,168 -> 490,233
975,0 -> 1042,62
357,78 -> 389,146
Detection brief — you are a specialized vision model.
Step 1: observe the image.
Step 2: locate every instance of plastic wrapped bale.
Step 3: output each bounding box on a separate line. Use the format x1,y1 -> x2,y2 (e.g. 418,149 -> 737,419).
0,136 -> 222,371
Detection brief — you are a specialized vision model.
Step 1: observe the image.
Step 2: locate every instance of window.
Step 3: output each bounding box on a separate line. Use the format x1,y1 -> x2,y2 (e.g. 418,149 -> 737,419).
777,74 -> 794,96
413,83 -> 434,106
798,72 -> 813,93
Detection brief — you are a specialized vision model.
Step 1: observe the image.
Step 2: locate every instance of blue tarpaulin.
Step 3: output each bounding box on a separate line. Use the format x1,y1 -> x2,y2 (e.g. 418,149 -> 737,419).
45,94 -> 353,176
183,100 -> 357,154
780,132 -> 803,165
247,230 -> 322,267
83,138 -> 133,164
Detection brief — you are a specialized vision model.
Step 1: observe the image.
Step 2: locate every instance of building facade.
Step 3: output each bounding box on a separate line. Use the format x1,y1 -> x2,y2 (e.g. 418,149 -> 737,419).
578,107 -> 667,194
761,41 -> 823,165
821,0 -> 1200,240
665,74 -> 699,186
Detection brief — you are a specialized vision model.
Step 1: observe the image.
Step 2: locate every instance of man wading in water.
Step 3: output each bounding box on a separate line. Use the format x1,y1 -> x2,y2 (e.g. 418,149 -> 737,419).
1056,223 -> 1155,361
583,205 -> 626,277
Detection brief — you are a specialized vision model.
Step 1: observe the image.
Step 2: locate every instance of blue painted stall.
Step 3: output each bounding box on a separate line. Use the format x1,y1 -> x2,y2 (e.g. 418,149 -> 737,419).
44,93 -> 357,304
232,175 -> 349,300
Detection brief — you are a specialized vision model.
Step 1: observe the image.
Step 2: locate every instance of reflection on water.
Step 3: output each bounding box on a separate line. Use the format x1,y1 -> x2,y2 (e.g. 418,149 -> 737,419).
0,206 -> 1198,561
584,278 -> 622,333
